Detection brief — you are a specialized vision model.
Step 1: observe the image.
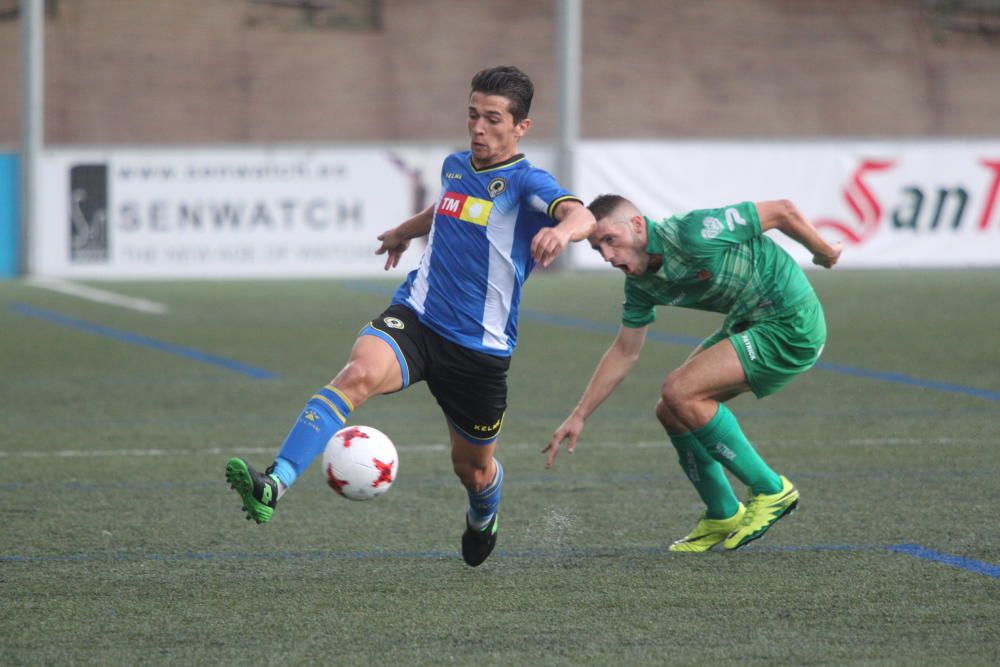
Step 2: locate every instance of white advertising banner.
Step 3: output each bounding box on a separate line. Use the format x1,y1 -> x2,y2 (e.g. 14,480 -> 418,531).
35,147 -> 447,278
574,140 -> 1000,268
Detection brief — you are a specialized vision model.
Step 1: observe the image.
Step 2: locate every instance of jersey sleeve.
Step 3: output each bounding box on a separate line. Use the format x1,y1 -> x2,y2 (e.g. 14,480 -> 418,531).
520,167 -> 583,222
676,201 -> 761,258
621,279 -> 656,328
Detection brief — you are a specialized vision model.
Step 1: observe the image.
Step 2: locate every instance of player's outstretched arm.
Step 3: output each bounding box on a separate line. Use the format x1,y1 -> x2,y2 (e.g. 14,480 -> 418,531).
530,200 -> 596,268
757,199 -> 842,269
543,325 -> 647,468
375,204 -> 436,270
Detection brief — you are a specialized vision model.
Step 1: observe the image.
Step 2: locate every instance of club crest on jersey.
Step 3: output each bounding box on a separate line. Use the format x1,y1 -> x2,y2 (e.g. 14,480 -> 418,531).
487,177 -> 507,199
437,191 -> 493,226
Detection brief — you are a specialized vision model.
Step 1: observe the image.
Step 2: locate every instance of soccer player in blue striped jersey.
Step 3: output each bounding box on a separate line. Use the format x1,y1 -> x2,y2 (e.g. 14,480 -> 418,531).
226,66 -> 596,566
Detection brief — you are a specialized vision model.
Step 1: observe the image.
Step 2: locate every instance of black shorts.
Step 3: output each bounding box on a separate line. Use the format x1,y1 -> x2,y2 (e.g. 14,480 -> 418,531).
361,304 -> 510,444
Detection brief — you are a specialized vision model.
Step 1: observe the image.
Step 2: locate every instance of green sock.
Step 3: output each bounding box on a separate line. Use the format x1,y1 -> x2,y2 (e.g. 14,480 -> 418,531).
692,404 -> 782,495
669,431 -> 741,519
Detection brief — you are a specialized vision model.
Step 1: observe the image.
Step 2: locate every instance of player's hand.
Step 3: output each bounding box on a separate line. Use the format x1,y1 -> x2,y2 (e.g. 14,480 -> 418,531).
813,242 -> 842,269
530,227 -> 571,269
542,413 -> 584,469
375,229 -> 411,270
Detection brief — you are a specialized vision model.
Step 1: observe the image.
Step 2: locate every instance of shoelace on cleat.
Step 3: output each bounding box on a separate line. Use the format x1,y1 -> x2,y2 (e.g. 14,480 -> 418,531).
739,498 -> 761,526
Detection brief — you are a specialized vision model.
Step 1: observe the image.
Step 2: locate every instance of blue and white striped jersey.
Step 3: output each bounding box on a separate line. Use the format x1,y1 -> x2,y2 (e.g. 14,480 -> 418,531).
392,150 -> 580,356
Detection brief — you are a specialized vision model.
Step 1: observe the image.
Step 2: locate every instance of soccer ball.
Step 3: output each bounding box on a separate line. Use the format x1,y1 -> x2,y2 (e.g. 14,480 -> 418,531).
322,425 -> 398,501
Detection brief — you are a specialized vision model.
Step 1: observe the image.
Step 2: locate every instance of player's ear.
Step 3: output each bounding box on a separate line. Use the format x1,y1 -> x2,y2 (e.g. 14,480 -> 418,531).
630,215 -> 645,236
514,117 -> 531,138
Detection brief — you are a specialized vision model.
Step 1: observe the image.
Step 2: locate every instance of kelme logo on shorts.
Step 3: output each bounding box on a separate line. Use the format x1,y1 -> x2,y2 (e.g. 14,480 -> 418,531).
384,317 -> 404,330
740,333 -> 757,361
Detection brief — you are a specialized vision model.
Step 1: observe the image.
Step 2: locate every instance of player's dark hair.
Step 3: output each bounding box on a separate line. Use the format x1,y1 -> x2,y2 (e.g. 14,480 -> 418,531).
587,194 -> 632,222
470,66 -> 534,124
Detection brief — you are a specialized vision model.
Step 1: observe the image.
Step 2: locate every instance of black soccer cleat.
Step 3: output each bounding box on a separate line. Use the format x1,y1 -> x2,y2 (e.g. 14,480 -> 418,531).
461,513 -> 499,567
225,457 -> 279,524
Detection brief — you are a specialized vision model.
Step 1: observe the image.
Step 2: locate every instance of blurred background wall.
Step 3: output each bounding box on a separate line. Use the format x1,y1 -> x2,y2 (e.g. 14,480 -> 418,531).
1,0 -> 998,145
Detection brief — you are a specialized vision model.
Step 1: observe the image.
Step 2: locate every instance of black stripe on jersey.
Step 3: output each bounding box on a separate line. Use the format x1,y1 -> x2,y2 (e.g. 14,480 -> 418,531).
547,195 -> 584,219
470,153 -> 526,173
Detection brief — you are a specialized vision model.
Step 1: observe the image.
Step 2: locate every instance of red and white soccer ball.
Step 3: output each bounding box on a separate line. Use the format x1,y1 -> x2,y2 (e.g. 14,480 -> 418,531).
323,425 -> 399,501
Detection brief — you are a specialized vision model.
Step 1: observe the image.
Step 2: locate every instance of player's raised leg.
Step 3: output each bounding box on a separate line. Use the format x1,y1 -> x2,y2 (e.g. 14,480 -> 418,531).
451,424 -> 504,567
226,332 -> 403,524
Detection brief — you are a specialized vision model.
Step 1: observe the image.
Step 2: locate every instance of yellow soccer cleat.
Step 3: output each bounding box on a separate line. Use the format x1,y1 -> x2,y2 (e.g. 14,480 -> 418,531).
668,504 -> 746,553
723,475 -> 799,550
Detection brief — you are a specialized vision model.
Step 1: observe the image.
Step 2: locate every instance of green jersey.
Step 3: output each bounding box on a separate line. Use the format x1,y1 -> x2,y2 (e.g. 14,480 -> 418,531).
622,201 -> 816,330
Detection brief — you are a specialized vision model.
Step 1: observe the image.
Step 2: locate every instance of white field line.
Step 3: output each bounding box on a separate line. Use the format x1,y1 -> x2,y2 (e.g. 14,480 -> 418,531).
0,444 -> 447,459
0,437 -> 973,459
26,277 -> 169,314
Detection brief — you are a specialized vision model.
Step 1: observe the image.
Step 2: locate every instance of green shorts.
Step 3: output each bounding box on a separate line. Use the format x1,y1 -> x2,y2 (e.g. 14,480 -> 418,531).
701,297 -> 827,398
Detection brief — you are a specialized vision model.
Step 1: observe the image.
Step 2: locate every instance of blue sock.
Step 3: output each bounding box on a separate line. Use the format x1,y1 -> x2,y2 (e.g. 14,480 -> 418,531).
273,384 -> 353,488
467,459 -> 503,526
270,457 -> 297,487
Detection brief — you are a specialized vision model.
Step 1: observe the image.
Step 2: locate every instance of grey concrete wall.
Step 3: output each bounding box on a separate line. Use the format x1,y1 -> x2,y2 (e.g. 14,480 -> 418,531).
0,0 -> 997,145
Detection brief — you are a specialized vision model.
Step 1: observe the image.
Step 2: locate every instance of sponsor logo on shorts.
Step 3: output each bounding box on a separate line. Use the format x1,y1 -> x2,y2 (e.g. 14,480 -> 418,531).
740,333 -> 758,361
383,317 -> 404,330
438,191 -> 493,226
473,416 -> 502,433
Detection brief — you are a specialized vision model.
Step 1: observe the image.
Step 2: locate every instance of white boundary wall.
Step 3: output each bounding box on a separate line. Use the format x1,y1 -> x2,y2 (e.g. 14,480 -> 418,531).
34,146 -> 445,278
32,141 -> 1000,278
573,140 -> 1000,269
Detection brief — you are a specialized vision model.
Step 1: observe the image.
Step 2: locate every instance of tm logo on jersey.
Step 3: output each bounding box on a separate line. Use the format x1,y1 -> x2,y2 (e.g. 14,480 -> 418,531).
438,192 -> 493,226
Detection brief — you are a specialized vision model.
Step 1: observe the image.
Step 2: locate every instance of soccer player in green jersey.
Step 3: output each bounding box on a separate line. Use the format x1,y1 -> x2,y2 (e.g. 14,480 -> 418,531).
543,194 -> 841,551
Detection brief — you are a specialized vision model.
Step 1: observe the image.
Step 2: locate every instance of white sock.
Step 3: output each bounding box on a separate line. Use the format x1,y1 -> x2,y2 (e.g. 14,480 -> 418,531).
467,509 -> 494,530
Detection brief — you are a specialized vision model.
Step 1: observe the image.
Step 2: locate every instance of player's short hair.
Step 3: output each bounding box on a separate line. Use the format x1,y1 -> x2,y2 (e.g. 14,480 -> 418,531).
587,194 -> 634,222
470,66 -> 534,124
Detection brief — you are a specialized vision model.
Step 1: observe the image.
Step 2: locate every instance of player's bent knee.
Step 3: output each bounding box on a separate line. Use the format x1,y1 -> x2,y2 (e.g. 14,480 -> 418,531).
331,343 -> 403,403
330,361 -> 391,407
660,374 -> 690,413
655,398 -> 684,431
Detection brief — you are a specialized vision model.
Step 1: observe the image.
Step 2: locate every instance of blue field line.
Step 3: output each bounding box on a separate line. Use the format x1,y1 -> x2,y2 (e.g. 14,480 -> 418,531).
343,281 -> 1000,401
519,307 -> 1000,402
3,467 -> 997,493
0,543 -> 858,565
887,543 -> 1000,579
3,543 -> 997,579
9,303 -> 278,380
520,307 -> 704,346
812,362 -> 1000,402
